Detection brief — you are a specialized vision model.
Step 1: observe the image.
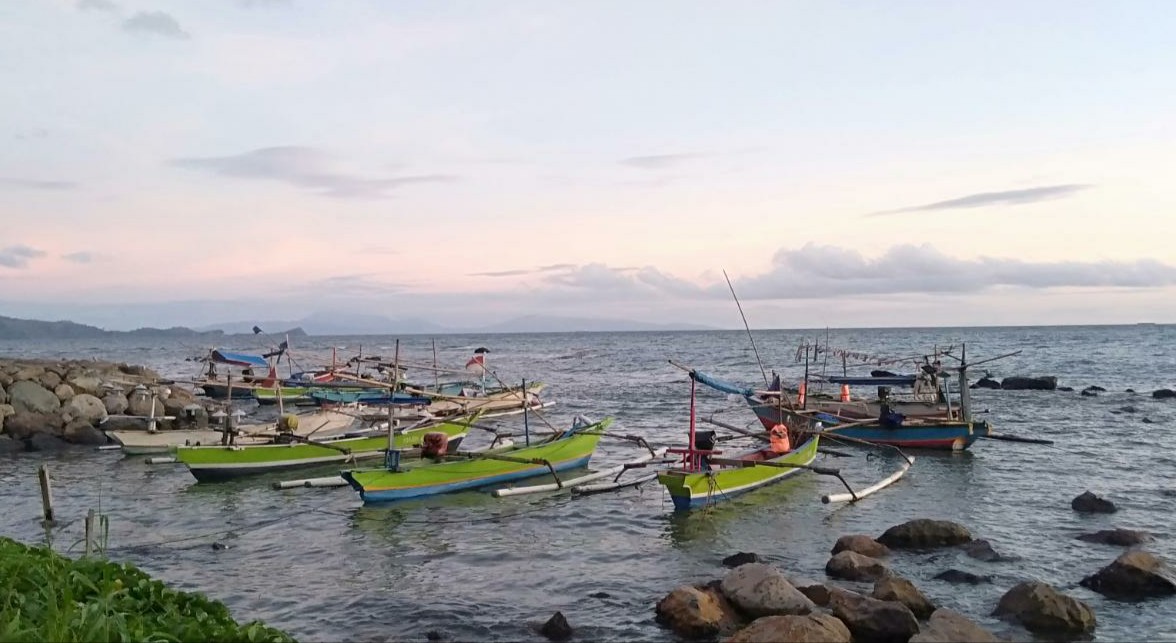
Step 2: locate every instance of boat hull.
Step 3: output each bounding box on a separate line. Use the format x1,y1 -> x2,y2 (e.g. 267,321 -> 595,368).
175,421 -> 468,483
656,436 -> 820,511
252,387 -> 314,405
198,383 -> 261,400
341,419 -> 607,503
749,400 -> 985,451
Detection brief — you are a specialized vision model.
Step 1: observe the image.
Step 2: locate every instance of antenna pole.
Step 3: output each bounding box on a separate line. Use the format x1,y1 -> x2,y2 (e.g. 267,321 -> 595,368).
723,269 -> 769,387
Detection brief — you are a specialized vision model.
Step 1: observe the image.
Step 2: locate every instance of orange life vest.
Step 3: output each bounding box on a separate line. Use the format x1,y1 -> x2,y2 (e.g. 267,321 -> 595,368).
769,424 -> 791,453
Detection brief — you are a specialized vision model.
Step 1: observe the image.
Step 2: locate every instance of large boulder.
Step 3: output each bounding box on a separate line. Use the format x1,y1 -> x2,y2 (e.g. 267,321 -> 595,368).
722,552 -> 761,568
992,581 -> 1096,635
1000,376 -> 1057,391
127,390 -> 164,417
102,392 -> 129,415
0,403 -> 13,425
878,519 -> 972,549
826,550 -> 890,582
873,576 -> 935,619
728,614 -> 852,643
829,589 -> 919,643
62,394 -> 107,425
538,611 -> 572,641
9,380 -> 62,415
972,376 -> 1001,390
53,383 -> 75,402
1153,389 -> 1176,400
655,585 -> 740,639
719,563 -> 815,617
960,539 -> 1009,562
37,370 -> 62,391
1072,490 -> 1117,513
0,382 -> 7,404
1077,529 -> 1151,547
910,609 -> 1000,643
832,534 -> 891,558
12,366 -> 45,382
1080,550 -> 1176,599
63,419 -> 109,445
28,433 -> 69,451
934,569 -> 991,585
67,375 -> 105,397
3,411 -> 63,440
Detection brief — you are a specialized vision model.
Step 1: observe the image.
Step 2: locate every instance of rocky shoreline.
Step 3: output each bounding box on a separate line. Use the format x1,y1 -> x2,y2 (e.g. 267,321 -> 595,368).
653,506 -> 1175,642
0,358 -> 216,452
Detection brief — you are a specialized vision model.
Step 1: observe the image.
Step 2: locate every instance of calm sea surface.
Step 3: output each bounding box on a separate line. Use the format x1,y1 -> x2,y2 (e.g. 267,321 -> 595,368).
2,326 -> 1175,641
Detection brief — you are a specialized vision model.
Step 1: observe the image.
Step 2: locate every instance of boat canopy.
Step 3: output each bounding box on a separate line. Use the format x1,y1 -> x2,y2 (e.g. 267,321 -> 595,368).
690,370 -> 756,397
210,349 -> 269,368
823,375 -> 918,387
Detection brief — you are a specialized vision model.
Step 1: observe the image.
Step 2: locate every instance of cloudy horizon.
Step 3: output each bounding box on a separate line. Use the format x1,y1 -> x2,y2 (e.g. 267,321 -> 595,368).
3,2 -> 1174,331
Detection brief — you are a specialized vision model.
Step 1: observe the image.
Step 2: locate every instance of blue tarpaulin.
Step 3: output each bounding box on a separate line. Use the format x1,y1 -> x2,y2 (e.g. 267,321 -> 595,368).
210,349 -> 269,368
690,371 -> 756,397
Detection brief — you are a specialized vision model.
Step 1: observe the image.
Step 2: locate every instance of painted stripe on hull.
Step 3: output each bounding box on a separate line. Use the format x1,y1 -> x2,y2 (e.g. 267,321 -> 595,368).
667,467 -> 806,511
750,404 -> 982,451
349,454 -> 593,503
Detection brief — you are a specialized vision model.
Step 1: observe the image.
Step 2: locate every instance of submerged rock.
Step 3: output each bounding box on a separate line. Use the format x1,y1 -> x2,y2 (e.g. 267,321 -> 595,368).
539,611 -> 573,641
1077,529 -> 1151,547
960,539 -> 1011,562
877,519 -> 972,549
825,550 -> 889,582
910,609 -> 1000,642
722,552 -> 761,568
63,420 -> 107,445
1072,490 -> 1117,513
28,433 -> 69,451
973,377 -> 1001,390
3,411 -> 62,441
1080,550 -> 1176,599
993,581 -> 1096,635
1153,389 -> 1176,400
1000,376 -> 1057,391
727,613 -> 852,643
873,575 -> 935,619
934,569 -> 991,585
832,534 -> 891,558
720,563 -> 814,617
0,435 -> 22,453
655,585 -> 740,639
829,589 -> 919,643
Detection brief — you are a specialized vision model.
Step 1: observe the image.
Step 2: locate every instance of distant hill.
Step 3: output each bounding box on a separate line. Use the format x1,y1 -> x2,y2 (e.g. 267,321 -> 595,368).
0,315 -> 305,341
472,315 -> 717,334
201,312 -> 719,335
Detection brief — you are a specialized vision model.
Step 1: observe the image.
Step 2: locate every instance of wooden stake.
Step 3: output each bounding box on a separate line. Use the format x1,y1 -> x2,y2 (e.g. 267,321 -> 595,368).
38,464 -> 55,525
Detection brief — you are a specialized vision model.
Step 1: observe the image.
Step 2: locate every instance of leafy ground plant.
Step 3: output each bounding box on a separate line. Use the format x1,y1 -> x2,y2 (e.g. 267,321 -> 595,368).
0,537 -> 294,643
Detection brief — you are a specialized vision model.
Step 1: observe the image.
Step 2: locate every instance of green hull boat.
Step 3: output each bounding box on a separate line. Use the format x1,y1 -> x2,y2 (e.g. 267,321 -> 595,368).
657,435 -> 820,510
341,417 -> 609,503
175,419 -> 471,483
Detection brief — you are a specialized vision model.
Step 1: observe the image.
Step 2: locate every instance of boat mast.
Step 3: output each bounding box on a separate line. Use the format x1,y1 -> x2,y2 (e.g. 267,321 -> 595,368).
957,343 -> 972,422
688,375 -> 697,471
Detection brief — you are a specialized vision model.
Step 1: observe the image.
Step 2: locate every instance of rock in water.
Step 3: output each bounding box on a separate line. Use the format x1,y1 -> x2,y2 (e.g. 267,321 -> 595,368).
910,609 -> 1000,642
655,585 -> 739,639
8,381 -> 62,415
720,563 -> 815,617
425,630 -> 446,641
873,575 -> 935,619
825,551 -> 890,582
0,435 -> 22,453
1076,529 -> 1151,547
28,433 -> 69,451
960,539 -> 1008,562
539,611 -> 573,641
1153,389 -> 1176,400
934,569 -> 991,585
973,377 -> 1001,390
3,411 -> 63,440
1000,376 -> 1057,391
1080,550 -> 1176,599
832,534 -> 891,558
728,614 -> 852,643
1072,490 -> 1117,513
722,552 -> 761,567
877,519 -> 972,549
993,581 -> 1096,635
62,393 -> 107,425
829,590 -> 919,643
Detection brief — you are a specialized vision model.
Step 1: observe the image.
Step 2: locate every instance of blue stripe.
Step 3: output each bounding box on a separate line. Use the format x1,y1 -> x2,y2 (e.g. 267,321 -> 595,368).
668,467 -> 806,511
354,454 -> 594,503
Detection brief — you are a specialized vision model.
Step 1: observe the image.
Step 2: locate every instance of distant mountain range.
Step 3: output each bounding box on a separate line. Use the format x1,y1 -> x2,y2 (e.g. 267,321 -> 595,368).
0,312 -> 716,340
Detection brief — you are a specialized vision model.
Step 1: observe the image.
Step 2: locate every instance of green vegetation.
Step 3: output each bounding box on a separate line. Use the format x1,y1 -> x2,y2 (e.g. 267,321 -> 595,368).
0,537 -> 294,643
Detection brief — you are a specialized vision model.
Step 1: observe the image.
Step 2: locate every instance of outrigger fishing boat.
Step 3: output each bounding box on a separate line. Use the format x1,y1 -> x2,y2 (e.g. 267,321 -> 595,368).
174,413 -> 475,483
107,409 -> 359,455
657,363 -> 916,511
340,416 -> 609,503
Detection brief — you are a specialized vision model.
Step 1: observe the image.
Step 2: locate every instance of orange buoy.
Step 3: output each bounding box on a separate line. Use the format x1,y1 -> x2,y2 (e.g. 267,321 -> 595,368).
798,382 -> 806,406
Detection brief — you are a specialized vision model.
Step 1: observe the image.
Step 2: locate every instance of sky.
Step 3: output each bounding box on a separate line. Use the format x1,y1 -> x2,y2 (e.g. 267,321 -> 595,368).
1,1 -> 1175,331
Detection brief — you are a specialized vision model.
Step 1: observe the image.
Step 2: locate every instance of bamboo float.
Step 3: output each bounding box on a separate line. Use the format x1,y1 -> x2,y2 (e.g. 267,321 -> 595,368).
491,447 -> 670,497
573,472 -> 659,495
272,476 -> 350,489
822,456 -> 915,504
146,456 -> 177,465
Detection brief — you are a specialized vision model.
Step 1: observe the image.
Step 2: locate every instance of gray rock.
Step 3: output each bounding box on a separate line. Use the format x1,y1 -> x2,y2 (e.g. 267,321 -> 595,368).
37,371 -> 62,391
722,552 -> 761,568
1000,376 -> 1057,391
12,366 -> 45,382
0,435 -> 22,453
878,519 -> 972,549
28,433 -> 69,451
1072,490 -> 1117,513
873,575 -> 935,619
825,550 -> 890,582
832,534 -> 891,558
993,581 -> 1096,635
9,380 -> 62,415
63,419 -> 109,445
53,383 -> 75,402
910,609 -> 1000,642
102,392 -> 129,415
972,377 -> 1001,390
1153,389 -> 1176,400
67,375 -> 104,397
720,563 -> 815,617
0,382 -> 7,404
127,390 -> 164,417
655,584 -> 740,640
728,613 -> 852,643
62,393 -> 107,425
538,611 -> 572,641
1119,405 -> 1138,414
960,539 -> 1010,562
934,569 -> 991,585
1080,550 -> 1176,599
829,589 -> 919,643
3,411 -> 63,440
1077,528 -> 1151,547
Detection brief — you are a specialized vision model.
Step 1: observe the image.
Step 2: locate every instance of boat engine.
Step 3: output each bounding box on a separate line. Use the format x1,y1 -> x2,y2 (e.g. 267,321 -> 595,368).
421,432 -> 449,458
